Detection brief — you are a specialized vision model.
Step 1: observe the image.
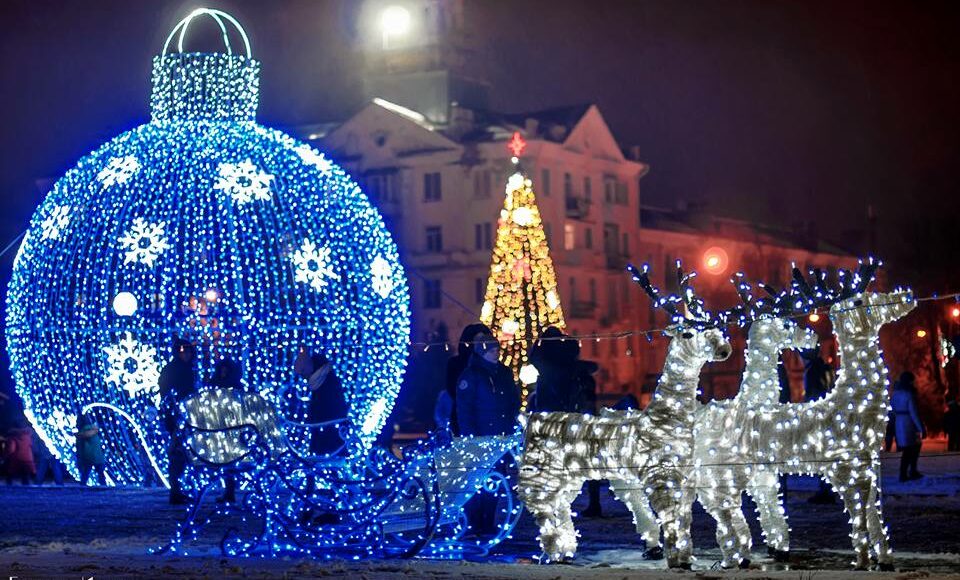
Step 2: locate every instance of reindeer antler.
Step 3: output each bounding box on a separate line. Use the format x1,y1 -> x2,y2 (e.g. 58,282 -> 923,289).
676,260 -> 709,320
627,263 -> 682,322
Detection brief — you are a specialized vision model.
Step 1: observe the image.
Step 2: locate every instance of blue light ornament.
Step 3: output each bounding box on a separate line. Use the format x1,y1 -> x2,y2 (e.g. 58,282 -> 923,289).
5,10 -> 410,486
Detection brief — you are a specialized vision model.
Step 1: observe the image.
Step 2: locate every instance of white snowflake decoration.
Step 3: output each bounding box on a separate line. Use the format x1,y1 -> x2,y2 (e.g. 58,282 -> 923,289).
370,255 -> 394,298
291,238 -> 337,291
103,332 -> 162,402
214,160 -> 274,204
97,155 -> 141,187
294,144 -> 334,177
39,204 -> 71,240
118,218 -> 171,267
49,408 -> 77,438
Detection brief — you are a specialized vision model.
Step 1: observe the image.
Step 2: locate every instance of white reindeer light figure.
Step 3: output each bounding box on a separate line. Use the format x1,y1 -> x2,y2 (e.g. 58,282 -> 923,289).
691,278 -> 819,568
519,263 -> 731,568
699,260 -> 915,570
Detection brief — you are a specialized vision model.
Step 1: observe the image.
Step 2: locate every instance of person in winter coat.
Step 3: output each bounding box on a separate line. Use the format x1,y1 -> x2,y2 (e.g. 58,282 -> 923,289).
33,425 -> 64,486
3,420 -> 36,485
528,326 -> 579,413
892,371 -> 926,482
294,348 -> 348,456
944,399 -> 960,452
158,337 -> 197,504
455,333 -> 521,437
455,330 -> 521,534
75,412 -> 105,486
445,323 -> 492,436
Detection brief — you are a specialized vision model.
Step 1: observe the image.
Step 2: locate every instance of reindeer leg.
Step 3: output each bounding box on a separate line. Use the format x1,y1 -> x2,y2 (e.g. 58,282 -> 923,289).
649,478 -> 696,569
748,470 -> 790,558
699,483 -> 752,568
609,478 -> 662,552
863,469 -> 893,570
826,469 -> 871,570
526,481 -> 582,562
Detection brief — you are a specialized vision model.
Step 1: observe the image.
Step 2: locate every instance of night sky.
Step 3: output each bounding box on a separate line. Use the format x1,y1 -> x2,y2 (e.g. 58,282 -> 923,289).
2,0 -> 959,290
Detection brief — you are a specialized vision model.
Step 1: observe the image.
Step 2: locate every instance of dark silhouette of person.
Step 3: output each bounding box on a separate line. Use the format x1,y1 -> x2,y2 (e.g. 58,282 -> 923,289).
294,348 -> 348,456
892,372 -> 925,481
445,323 -> 492,436
158,337 -> 197,504
944,399 -> 960,452
456,330 -> 520,535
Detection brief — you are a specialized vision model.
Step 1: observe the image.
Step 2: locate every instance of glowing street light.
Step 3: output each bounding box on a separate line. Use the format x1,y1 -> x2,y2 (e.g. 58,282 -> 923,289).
916,329 -> 928,339
702,246 -> 729,275
808,313 -> 820,323
380,5 -> 411,49
950,306 -> 960,319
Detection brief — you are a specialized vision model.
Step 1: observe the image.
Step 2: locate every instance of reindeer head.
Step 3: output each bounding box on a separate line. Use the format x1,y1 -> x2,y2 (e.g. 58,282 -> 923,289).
722,272 -> 819,353
831,290 -> 916,336
627,261 -> 732,363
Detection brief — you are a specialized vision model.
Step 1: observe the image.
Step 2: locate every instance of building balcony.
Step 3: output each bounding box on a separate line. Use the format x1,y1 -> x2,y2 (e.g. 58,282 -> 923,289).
604,251 -> 629,270
568,299 -> 597,319
565,195 -> 591,219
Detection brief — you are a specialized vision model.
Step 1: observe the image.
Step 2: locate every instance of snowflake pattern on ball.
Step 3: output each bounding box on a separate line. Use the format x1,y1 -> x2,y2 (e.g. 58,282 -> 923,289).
97,155 -> 141,187
39,205 -> 71,241
214,160 -> 274,204
103,333 -> 162,403
118,218 -> 171,267
294,144 -> 334,177
291,238 -> 337,291
49,408 -> 77,438
370,255 -> 394,298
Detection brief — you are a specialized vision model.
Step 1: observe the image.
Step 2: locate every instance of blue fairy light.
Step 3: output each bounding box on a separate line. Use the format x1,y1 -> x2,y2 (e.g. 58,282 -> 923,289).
5,9 -> 410,486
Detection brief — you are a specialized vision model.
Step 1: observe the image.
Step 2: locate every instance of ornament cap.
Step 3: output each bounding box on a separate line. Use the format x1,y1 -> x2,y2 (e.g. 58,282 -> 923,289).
151,9 -> 259,123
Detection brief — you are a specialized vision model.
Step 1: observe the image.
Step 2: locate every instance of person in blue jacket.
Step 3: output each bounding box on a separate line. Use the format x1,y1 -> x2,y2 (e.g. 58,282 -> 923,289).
455,331 -> 520,437
454,329 -> 520,535
891,371 -> 926,482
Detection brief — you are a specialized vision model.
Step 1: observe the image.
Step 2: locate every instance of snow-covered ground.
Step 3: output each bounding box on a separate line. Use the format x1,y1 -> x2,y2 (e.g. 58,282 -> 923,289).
1,449 -> 959,579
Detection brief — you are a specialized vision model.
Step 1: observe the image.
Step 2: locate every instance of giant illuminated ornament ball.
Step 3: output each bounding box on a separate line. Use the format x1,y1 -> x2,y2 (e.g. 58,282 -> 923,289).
5,9 -> 410,486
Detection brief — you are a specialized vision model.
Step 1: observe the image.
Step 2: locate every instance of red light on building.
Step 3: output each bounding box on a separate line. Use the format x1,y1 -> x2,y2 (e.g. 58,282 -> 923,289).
702,246 -> 729,275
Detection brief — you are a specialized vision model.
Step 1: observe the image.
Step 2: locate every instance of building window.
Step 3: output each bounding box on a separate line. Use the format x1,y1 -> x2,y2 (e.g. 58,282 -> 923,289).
544,222 -> 552,245
475,278 -> 485,304
474,169 -> 492,199
564,223 -> 576,250
584,227 -> 593,249
583,176 -> 592,200
424,171 -> 442,202
569,277 -> 577,302
616,182 -> 628,205
591,329 -> 599,356
474,223 -> 491,250
425,226 -> 443,252
622,232 -> 629,255
589,278 -> 596,303
541,168 -> 551,196
563,172 -> 573,197
424,279 -> 442,309
604,177 -> 616,203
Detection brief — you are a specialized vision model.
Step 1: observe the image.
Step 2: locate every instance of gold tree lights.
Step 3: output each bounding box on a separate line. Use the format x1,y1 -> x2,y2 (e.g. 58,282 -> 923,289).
480,133 -> 565,404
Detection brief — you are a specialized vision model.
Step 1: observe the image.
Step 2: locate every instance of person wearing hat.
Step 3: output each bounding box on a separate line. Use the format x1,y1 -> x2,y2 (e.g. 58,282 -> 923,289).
158,337 -> 197,504
294,348 -> 348,456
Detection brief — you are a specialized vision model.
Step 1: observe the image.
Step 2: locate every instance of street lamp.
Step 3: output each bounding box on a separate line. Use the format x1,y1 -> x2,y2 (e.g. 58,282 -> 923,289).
380,5 -> 411,49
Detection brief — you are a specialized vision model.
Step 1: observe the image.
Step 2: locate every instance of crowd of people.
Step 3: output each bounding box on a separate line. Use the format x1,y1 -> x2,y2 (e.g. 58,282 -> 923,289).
0,325 -> 954,507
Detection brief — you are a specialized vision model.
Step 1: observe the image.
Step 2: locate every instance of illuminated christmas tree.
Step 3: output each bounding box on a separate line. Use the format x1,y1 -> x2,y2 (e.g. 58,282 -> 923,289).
480,133 -> 565,406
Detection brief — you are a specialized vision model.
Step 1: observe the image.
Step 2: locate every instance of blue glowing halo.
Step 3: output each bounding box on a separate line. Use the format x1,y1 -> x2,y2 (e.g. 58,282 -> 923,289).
5,11 -> 410,486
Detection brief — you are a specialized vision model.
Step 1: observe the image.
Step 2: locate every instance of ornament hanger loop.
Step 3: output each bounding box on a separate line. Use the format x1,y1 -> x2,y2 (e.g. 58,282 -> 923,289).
162,8 -> 252,59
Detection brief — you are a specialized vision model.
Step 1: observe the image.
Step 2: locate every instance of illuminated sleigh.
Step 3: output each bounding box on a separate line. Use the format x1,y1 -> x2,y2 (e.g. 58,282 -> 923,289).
159,386 -> 521,560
